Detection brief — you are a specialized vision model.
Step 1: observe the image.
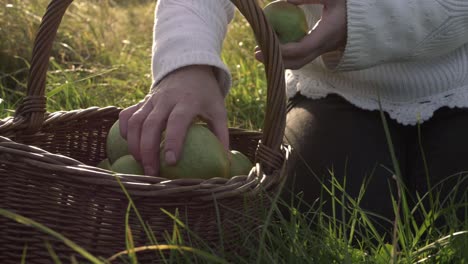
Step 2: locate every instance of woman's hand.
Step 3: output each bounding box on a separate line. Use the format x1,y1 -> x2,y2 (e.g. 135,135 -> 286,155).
256,0 -> 347,69
118,65 -> 229,176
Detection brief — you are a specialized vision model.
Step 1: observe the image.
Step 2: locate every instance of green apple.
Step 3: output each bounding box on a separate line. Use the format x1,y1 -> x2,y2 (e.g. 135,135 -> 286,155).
111,155 -> 144,175
229,150 -> 254,177
106,120 -> 130,163
263,0 -> 308,43
96,158 -> 112,170
159,124 -> 230,179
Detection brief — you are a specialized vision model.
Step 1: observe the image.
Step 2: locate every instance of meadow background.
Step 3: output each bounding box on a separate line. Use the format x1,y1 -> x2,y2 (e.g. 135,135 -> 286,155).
0,0 -> 267,129
0,0 -> 466,263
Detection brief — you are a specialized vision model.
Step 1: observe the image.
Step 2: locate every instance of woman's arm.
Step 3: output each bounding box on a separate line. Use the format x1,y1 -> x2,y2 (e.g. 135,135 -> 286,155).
120,0 -> 235,176
151,0 -> 235,95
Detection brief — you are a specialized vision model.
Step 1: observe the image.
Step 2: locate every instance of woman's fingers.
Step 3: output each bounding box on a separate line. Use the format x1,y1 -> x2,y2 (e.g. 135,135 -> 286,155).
280,17 -> 341,68
255,21 -> 334,68
119,100 -> 145,139
126,99 -> 156,162
162,103 -> 198,166
119,65 -> 228,176
139,100 -> 172,176
256,0 -> 346,70
205,105 -> 230,153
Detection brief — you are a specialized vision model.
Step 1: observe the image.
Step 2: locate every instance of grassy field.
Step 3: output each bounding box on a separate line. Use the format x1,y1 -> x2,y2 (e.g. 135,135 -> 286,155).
0,0 -> 466,263
0,0 -> 267,128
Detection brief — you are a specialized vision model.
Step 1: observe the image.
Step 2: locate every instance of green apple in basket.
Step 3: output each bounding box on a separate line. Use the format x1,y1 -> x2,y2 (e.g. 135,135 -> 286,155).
263,0 -> 308,43
229,150 -> 254,177
112,155 -> 145,175
104,119 -> 145,174
106,120 -> 130,164
96,158 -> 112,170
159,123 -> 230,179
103,119 -> 233,179
101,119 -> 145,174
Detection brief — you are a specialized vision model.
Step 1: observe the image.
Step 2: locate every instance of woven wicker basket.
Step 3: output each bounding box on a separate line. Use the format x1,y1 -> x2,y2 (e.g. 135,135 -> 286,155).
0,0 -> 289,262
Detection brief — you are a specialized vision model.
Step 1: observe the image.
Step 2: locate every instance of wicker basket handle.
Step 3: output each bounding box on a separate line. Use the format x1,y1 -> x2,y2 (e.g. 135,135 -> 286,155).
18,0 -> 286,170
230,0 -> 287,171
14,0 -> 74,134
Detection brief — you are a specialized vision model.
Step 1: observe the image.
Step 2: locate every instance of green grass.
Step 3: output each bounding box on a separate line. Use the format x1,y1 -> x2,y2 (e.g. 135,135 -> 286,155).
0,0 -> 467,263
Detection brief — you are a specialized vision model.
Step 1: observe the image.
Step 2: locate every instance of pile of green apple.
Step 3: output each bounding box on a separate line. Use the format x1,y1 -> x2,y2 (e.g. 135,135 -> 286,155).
96,120 -> 253,179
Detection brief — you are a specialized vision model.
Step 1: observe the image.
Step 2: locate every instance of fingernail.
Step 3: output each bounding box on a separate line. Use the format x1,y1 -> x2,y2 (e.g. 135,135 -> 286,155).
165,151 -> 176,165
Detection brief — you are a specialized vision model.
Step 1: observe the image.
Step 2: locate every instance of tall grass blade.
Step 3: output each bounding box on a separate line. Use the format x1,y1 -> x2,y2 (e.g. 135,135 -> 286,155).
107,245 -> 230,264
113,174 -> 158,245
45,241 -> 63,264
0,208 -> 104,264
124,202 -> 138,264
21,244 -> 27,264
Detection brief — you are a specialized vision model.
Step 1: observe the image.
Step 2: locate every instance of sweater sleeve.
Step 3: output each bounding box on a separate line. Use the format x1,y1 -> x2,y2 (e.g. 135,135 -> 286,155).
322,0 -> 468,71
150,0 -> 235,96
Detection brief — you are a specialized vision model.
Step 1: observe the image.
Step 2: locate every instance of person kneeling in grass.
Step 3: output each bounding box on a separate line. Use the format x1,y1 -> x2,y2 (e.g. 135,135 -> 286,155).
119,0 -> 467,238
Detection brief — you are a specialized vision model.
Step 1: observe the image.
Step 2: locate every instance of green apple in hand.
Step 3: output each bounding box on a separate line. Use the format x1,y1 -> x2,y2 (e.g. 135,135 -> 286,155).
159,124 -> 230,180
263,0 -> 308,43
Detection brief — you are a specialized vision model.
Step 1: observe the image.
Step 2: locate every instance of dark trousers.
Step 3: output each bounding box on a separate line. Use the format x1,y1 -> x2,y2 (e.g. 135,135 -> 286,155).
284,94 -> 467,235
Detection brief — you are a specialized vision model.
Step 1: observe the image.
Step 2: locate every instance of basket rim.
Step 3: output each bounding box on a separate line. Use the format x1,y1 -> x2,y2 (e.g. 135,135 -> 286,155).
0,133 -> 291,200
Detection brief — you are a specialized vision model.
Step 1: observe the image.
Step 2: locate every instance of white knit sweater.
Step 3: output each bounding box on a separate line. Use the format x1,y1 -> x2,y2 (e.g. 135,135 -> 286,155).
151,0 -> 468,125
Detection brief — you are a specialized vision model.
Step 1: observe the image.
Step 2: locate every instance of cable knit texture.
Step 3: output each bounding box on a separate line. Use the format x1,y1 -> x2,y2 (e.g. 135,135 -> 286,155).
152,0 -> 468,125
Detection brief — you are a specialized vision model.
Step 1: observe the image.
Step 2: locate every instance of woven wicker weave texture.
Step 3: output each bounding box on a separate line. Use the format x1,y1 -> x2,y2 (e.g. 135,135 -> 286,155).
0,0 -> 290,262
